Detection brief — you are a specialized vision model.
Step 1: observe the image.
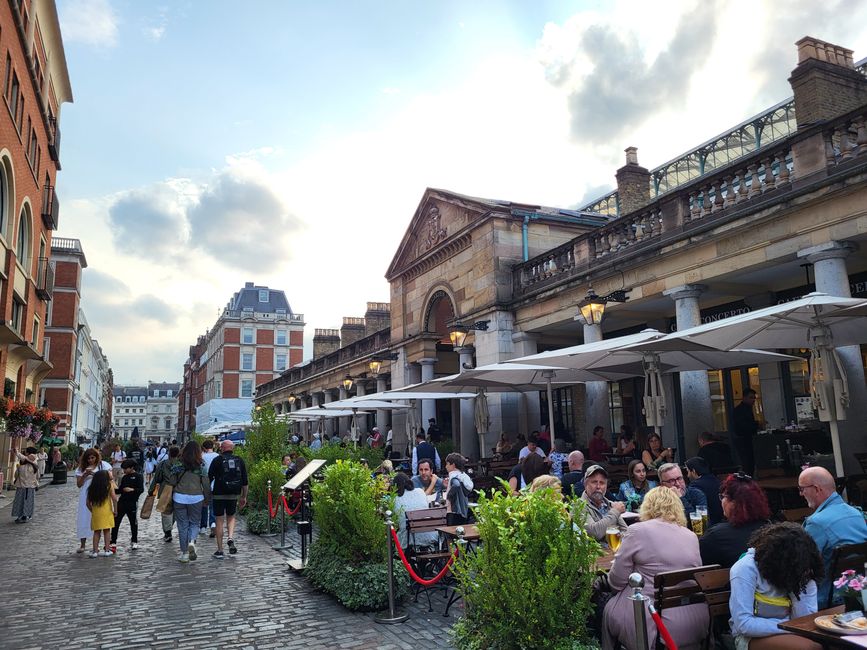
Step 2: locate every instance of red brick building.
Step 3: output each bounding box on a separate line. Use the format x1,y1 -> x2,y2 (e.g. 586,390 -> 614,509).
178,282 -> 304,435
0,0 -> 71,482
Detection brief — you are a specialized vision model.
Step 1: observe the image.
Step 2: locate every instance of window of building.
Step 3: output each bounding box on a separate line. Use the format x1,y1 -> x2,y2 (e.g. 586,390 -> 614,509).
216,380 -> 222,398
153,390 -> 159,397
30,316 -> 38,347
11,299 -> 23,334
151,417 -> 157,426
138,418 -> 144,425
124,419 -> 129,426
276,329 -> 287,345
167,389 -> 173,397
165,417 -> 171,429
16,206 -> 31,272
259,289 -> 269,302
275,354 -> 287,371
242,353 -> 253,371
242,327 -> 253,344
0,159 -> 8,242
240,380 -> 253,398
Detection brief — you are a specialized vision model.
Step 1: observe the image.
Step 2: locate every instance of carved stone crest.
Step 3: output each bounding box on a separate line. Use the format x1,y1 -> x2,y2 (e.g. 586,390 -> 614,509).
419,206 -> 447,255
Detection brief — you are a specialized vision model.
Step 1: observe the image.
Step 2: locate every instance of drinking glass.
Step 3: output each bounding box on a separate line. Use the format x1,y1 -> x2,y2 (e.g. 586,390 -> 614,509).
606,526 -> 622,552
690,511 -> 704,536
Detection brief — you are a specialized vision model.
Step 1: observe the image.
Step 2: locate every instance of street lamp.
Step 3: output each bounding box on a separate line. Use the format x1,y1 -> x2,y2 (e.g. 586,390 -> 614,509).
368,350 -> 399,376
575,288 -> 630,325
448,320 -> 490,347
287,393 -> 296,405
342,374 -> 354,392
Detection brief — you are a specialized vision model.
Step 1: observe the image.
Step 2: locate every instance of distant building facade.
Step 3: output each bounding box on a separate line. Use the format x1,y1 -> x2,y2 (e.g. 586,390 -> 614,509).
147,381 -> 180,442
112,385 -> 147,441
178,282 -> 304,434
67,310 -> 110,446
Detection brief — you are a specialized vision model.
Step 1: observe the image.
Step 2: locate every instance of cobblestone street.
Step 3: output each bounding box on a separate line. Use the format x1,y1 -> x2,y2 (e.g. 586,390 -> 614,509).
0,480 -> 457,650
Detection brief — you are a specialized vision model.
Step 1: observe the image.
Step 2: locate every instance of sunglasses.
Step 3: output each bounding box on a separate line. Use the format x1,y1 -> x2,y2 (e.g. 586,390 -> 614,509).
733,472 -> 753,481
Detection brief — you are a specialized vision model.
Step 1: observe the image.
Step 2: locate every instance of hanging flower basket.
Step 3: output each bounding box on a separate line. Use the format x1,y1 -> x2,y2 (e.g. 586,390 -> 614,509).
7,401 -> 37,439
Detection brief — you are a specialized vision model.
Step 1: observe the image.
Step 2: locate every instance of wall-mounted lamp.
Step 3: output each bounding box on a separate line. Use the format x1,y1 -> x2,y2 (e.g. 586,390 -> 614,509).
576,289 -> 629,326
448,320 -> 490,347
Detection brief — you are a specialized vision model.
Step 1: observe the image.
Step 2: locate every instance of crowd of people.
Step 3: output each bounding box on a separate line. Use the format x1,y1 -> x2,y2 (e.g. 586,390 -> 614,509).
67,438 -> 249,561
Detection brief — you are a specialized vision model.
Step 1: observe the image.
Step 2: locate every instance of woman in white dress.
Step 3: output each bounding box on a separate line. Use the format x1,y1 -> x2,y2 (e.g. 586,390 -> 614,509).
75,449 -> 112,553
144,448 -> 157,484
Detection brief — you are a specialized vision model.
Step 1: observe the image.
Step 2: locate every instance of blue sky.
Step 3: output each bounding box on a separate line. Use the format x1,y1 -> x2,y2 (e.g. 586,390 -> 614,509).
53,0 -> 867,384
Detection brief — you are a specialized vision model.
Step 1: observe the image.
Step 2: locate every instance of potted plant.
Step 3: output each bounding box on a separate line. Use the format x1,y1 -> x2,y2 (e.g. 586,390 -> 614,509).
834,570 -> 867,612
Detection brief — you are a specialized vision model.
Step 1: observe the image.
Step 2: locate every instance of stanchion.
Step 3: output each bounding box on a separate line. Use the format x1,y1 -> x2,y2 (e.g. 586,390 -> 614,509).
375,510 -> 408,624
272,487 -> 292,552
628,572 -> 650,650
262,480 -> 276,537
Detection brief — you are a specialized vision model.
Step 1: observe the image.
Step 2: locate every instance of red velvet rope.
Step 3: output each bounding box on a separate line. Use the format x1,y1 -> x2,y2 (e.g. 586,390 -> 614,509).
650,608 -> 678,650
281,494 -> 301,516
267,489 -> 302,518
390,527 -> 458,586
267,489 -> 279,518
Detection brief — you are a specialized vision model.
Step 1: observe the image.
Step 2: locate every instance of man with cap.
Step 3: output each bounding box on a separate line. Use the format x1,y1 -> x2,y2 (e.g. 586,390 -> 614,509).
411,431 -> 441,475
579,464 -> 628,543
427,418 -> 443,443
208,440 -> 248,559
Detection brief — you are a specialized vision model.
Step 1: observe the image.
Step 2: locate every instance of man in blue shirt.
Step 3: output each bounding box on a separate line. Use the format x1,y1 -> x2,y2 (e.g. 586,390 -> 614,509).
801,466 -> 867,607
659,463 -> 707,526
411,459 -> 444,501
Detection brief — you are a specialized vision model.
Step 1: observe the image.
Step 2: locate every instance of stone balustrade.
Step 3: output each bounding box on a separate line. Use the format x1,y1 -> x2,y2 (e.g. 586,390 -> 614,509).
824,111 -> 867,166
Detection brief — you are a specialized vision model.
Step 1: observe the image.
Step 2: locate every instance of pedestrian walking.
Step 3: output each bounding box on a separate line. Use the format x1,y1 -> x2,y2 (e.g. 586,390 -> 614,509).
110,444 -> 126,484
156,444 -> 168,464
111,460 -> 143,551
11,447 -> 39,523
75,449 -> 113,552
36,449 -> 47,478
144,448 -> 156,485
200,439 -> 220,537
148,445 -> 180,543
87,470 -> 117,557
167,441 -> 210,563
208,440 -> 248,559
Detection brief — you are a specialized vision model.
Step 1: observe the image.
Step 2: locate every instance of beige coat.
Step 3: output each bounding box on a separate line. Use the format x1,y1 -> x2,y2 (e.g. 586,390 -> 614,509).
14,452 -> 39,489
603,518 -> 709,650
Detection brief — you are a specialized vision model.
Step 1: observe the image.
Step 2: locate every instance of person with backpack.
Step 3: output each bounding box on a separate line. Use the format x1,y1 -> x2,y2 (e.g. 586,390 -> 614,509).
208,440 -> 248,559
167,441 -> 211,563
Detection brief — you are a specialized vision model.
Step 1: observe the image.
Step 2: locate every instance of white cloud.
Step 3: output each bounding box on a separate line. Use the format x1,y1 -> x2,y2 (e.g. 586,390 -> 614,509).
143,26 -> 165,41
58,0 -> 119,47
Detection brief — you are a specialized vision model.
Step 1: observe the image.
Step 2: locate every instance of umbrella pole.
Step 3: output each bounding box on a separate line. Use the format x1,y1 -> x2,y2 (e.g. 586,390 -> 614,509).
546,378 -> 556,447
829,419 -> 845,478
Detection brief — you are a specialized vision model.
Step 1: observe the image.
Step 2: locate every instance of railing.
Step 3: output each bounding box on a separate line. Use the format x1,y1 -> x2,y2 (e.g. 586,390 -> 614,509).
823,109 -> 867,167
47,116 -> 60,162
34,257 -> 54,301
41,185 -> 59,230
51,237 -> 83,254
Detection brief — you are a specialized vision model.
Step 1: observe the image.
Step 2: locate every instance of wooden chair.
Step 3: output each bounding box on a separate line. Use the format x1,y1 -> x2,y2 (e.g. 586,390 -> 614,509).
694,568 -> 731,650
404,506 -> 452,611
653,564 -> 721,648
827,542 -> 867,606
780,507 -> 812,523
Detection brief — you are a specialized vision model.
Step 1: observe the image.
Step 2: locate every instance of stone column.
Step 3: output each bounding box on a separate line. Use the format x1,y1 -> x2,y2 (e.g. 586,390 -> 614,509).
582,322 -> 610,446
376,377 -> 388,433
512,332 -> 541,438
419,358 -> 437,433
322,389 -> 335,437
456,346 -> 477,459
798,240 -> 867,475
663,284 -> 714,458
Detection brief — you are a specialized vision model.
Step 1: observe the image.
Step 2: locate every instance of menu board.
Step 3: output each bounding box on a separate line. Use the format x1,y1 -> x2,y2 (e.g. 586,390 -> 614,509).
795,396 -> 815,423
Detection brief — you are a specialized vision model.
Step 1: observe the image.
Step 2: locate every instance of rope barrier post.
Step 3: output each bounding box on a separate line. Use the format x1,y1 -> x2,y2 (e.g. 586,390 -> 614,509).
375,510 -> 408,624
272,489 -> 291,552
628,572 -> 650,650
263,480 -> 276,538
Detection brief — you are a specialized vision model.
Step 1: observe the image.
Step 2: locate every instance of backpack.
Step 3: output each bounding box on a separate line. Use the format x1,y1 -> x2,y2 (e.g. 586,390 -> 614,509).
218,456 -> 243,494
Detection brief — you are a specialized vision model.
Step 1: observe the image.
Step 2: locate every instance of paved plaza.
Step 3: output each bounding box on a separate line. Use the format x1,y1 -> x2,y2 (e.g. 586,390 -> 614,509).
0,480 -> 457,650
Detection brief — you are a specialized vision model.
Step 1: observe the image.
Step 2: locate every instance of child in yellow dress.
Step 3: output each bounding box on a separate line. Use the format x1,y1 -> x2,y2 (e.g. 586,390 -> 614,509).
87,470 -> 117,558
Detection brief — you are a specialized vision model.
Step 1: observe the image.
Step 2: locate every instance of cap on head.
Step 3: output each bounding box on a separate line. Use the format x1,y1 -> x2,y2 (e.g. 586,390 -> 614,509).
220,440 -> 235,452
584,464 -> 608,479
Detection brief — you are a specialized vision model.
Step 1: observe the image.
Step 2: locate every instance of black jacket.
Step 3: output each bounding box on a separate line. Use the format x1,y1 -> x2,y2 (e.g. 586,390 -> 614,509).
115,472 -> 144,505
731,402 -> 758,438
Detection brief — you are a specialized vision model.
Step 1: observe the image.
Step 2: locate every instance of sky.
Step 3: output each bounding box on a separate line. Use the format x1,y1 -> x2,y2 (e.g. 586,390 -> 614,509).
53,0 -> 867,384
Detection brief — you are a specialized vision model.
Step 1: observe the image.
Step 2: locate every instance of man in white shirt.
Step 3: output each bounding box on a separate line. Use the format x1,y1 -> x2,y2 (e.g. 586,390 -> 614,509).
110,444 -> 126,484
517,436 -> 547,461
200,439 -> 220,536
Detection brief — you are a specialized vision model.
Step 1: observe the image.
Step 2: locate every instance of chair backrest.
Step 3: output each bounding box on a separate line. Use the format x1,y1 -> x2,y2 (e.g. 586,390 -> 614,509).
781,507 -> 813,523
694,567 -> 731,620
405,506 -> 448,536
828,542 -> 867,604
653,564 -> 720,613
488,460 -> 515,478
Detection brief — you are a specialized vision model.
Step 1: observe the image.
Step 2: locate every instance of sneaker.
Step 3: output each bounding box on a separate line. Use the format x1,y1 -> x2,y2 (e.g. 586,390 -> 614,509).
89,551 -> 99,558
209,530 -> 216,538
227,538 -> 237,555
178,553 -> 189,563
110,545 -> 117,554
99,551 -> 113,557
188,543 -> 197,561
210,522 -> 216,529
131,543 -> 139,550
163,533 -> 173,543
212,550 -> 225,560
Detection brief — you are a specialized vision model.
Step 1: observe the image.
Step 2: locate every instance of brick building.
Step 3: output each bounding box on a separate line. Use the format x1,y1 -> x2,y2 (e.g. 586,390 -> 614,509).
178,282 -> 304,434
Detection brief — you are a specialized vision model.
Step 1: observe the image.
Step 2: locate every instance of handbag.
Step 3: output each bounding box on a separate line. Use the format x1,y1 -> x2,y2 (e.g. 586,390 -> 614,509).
140,493 -> 156,519
155,485 -> 174,515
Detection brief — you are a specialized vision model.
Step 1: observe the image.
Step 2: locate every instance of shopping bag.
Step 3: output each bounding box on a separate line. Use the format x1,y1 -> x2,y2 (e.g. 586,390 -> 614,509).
140,493 -> 156,519
155,485 -> 174,515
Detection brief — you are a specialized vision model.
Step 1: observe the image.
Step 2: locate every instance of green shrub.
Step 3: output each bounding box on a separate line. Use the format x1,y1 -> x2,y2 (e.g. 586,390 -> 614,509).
246,403 -> 287,464
451,489 -> 601,650
61,444 -> 82,466
300,443 -> 384,468
305,540 -> 409,611
244,507 -> 292,535
434,439 -> 454,464
246,458 -> 288,510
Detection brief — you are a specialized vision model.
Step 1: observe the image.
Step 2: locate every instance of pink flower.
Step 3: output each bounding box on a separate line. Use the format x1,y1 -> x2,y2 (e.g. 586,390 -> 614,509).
849,579 -> 863,591
836,577 -> 850,588
844,570 -> 857,577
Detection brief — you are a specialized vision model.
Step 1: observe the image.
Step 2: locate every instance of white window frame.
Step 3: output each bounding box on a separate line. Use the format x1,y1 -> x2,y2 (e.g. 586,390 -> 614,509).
258,289 -> 269,302
241,353 -> 254,371
276,329 -> 287,345
242,327 -> 254,344
240,379 -> 253,398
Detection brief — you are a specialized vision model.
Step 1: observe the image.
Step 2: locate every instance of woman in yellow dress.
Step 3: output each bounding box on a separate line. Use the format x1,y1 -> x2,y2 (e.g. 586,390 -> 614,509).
87,470 -> 117,558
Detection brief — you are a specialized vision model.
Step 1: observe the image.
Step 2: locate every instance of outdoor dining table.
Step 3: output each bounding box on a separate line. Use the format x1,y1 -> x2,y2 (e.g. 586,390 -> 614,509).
775,605 -> 867,648
758,476 -> 804,511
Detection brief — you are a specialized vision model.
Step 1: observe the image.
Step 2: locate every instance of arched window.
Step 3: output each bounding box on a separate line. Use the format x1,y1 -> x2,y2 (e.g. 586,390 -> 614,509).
424,290 -> 456,344
15,204 -> 31,273
0,159 -> 9,242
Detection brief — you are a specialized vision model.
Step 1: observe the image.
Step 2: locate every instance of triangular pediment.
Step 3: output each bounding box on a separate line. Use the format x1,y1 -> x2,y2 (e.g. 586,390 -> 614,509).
386,188 -> 505,281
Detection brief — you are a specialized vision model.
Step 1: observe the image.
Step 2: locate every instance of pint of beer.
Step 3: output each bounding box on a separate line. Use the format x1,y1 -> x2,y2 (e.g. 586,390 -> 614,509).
690,511 -> 704,536
698,505 -> 709,530
606,526 -> 622,552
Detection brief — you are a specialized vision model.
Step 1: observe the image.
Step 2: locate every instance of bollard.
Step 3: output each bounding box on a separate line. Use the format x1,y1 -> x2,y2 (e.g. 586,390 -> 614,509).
375,510 -> 408,624
628,572 -> 650,650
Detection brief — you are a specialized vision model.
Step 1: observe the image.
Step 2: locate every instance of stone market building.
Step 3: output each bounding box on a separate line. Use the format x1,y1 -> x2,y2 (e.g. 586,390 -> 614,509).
256,37 -> 867,474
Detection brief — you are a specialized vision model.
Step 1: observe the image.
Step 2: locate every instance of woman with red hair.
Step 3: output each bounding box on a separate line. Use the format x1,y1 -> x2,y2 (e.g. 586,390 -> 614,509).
700,473 -> 770,568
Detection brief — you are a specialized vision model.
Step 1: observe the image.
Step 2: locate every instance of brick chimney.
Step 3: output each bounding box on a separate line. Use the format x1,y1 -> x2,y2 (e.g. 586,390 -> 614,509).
364,302 -> 391,337
312,328 -> 340,359
615,147 -> 651,216
789,37 -> 867,128
340,317 -> 366,347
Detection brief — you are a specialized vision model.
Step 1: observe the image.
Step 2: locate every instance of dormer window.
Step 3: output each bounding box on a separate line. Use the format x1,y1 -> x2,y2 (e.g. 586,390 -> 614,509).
259,289 -> 269,303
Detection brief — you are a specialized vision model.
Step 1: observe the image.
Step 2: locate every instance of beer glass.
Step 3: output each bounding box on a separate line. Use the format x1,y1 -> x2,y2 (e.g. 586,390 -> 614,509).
690,511 -> 704,536
697,505 -> 709,530
606,526 -> 622,552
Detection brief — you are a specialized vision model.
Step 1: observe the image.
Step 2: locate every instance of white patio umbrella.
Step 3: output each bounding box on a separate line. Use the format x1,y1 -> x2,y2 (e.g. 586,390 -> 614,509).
511,329 -> 797,433
638,292 -> 867,475
474,390 -> 490,458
